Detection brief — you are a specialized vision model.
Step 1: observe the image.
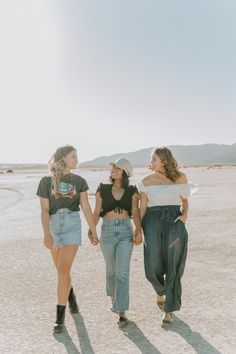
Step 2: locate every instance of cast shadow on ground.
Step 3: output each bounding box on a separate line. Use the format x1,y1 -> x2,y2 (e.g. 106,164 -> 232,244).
53,312 -> 95,354
121,320 -> 162,354
168,315 -> 222,354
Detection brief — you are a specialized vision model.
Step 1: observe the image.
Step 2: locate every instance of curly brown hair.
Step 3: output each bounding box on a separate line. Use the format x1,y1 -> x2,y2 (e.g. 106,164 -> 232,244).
153,147 -> 182,182
48,145 -> 76,192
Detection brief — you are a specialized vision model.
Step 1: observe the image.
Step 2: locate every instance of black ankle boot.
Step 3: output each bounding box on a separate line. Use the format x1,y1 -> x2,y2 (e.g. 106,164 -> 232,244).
68,287 -> 79,314
54,305 -> 66,333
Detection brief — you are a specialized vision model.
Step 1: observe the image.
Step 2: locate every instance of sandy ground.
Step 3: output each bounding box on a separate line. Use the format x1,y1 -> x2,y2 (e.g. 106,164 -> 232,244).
0,167 -> 236,354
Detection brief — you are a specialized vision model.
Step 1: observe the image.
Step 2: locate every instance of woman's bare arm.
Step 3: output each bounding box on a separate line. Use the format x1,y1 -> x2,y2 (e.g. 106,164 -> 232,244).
93,192 -> 102,226
39,197 -> 53,249
80,191 -> 99,244
175,173 -> 189,223
178,197 -> 188,223
87,191 -> 102,242
139,191 -> 148,221
131,193 -> 142,245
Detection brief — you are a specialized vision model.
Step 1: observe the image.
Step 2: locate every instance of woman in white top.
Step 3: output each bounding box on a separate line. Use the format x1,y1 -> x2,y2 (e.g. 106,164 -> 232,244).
138,147 -> 197,328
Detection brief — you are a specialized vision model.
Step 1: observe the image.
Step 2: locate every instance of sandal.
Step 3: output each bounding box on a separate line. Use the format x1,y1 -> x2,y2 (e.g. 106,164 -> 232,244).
161,312 -> 173,328
118,316 -> 128,328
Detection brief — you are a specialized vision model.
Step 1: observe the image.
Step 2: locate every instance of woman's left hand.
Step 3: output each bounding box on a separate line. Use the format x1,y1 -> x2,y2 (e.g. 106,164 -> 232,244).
88,230 -> 100,245
92,232 -> 100,246
132,230 -> 143,246
174,215 -> 187,224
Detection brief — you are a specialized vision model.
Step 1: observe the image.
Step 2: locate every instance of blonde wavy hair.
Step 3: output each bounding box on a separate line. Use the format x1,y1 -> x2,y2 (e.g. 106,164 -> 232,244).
48,145 -> 76,193
153,147 -> 182,182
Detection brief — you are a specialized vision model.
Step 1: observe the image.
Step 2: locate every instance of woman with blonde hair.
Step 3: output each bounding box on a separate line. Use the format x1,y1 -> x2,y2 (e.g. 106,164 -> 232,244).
36,145 -> 98,333
138,147 -> 197,327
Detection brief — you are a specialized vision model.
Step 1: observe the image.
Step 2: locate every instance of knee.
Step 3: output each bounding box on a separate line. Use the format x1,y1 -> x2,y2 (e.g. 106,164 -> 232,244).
116,271 -> 129,283
107,270 -> 115,278
145,266 -> 161,283
57,263 -> 71,276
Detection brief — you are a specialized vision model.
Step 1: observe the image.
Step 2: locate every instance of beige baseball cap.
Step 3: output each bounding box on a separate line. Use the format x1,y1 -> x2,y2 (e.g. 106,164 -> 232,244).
110,158 -> 133,177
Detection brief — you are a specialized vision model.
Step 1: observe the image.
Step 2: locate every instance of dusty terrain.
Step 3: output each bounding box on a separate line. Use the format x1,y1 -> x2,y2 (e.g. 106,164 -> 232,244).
0,166 -> 235,354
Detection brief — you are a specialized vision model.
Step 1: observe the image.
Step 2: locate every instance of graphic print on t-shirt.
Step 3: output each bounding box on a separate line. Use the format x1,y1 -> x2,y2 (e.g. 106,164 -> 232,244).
51,182 -> 77,199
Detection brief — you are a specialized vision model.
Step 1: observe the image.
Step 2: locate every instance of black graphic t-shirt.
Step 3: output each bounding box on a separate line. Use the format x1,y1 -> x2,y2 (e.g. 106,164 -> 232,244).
36,173 -> 89,215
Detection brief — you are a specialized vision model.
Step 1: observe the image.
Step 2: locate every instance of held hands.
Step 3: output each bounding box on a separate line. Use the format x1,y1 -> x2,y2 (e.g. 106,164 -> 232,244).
88,229 -> 100,246
174,215 -> 187,224
44,233 -> 54,249
132,229 -> 143,246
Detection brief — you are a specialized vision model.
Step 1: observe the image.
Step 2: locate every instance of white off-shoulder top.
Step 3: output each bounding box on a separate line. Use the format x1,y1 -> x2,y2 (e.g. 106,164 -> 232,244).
137,181 -> 198,206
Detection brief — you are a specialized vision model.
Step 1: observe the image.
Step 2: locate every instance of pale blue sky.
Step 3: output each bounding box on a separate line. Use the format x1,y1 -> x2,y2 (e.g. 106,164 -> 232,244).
0,0 -> 235,163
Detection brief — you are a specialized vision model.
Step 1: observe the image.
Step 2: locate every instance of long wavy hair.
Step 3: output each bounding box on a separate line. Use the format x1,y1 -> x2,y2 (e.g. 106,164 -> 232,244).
153,147 -> 182,182
48,145 -> 76,193
109,170 -> 129,189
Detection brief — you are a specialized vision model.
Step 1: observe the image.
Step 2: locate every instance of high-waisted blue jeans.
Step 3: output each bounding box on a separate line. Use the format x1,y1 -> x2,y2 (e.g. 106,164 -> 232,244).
142,205 -> 188,312
100,219 -> 134,312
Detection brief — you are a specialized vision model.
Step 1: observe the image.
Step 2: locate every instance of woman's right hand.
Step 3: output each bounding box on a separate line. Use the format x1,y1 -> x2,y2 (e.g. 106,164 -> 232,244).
91,231 -> 100,246
44,233 -> 54,249
88,229 -> 93,243
88,229 -> 100,246
92,236 -> 100,246
134,230 -> 143,246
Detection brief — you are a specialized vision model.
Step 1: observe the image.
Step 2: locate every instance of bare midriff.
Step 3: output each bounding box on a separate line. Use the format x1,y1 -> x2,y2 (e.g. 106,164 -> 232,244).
103,209 -> 129,220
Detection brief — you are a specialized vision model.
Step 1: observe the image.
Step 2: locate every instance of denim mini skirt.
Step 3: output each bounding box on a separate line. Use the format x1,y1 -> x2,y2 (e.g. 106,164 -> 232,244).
49,208 -> 81,248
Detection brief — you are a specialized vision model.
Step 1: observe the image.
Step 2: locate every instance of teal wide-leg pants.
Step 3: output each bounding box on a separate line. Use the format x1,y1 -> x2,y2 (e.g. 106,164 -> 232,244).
142,205 -> 188,312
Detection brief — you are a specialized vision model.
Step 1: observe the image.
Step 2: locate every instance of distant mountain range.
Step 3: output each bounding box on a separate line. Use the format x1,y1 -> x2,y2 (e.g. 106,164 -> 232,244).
0,144 -> 235,171
80,143 -> 236,167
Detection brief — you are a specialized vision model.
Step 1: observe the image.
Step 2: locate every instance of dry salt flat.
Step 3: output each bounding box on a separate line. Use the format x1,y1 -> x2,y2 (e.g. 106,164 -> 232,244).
0,166 -> 235,354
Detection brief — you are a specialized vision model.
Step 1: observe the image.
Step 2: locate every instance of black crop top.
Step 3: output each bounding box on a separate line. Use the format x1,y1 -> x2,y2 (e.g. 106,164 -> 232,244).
96,183 -> 139,218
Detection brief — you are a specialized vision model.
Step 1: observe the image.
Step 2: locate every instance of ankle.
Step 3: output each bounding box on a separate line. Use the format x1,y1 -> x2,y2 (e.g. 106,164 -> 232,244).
163,311 -> 172,317
119,311 -> 126,317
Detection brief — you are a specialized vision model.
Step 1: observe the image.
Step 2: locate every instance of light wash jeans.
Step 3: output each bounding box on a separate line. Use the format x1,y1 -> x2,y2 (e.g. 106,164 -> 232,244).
100,219 -> 134,312
49,208 -> 81,248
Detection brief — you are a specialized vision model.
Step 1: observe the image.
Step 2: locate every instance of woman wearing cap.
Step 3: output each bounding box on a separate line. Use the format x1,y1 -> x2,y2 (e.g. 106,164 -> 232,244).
36,145 -> 99,333
138,147 -> 198,328
90,158 -> 142,327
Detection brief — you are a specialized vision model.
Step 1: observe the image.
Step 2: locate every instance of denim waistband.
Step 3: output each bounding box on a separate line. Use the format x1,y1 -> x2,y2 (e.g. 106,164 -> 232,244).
147,205 -> 181,211
54,208 -> 79,214
145,205 -> 181,221
102,218 -> 131,226
146,205 -> 181,214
